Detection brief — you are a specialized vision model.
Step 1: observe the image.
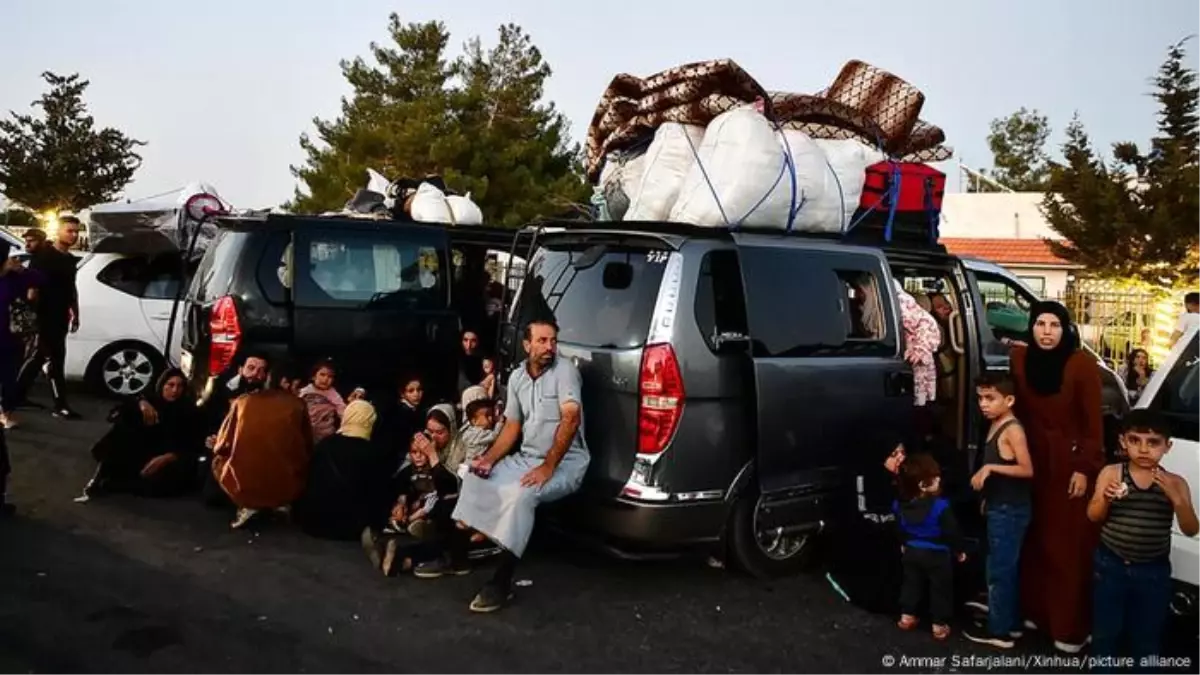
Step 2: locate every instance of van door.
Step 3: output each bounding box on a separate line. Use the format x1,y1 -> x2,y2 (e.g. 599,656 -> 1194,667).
1141,330 -> 1199,588
291,222 -> 458,398
732,235 -> 914,495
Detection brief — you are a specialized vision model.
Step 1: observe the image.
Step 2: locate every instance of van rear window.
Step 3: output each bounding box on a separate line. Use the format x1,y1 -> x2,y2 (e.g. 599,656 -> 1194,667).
294,229 -> 447,310
516,242 -> 667,349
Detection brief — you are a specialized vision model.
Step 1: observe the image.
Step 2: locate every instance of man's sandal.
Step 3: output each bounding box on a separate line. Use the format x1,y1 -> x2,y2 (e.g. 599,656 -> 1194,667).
932,624 -> 951,641
897,615 -> 919,630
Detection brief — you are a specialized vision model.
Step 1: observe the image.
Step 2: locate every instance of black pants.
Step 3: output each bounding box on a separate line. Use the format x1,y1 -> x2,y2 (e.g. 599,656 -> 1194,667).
90,450 -> 197,498
899,546 -> 954,625
18,328 -> 68,409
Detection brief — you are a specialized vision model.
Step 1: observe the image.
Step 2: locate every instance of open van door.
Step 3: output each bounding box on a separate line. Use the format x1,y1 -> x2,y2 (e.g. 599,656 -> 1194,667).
731,235 -> 915,495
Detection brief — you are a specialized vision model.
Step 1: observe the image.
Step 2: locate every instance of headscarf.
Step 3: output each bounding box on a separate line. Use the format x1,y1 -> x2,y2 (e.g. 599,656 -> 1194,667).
426,403 -> 459,465
1024,300 -> 1080,396
339,400 -> 377,440
152,367 -> 195,412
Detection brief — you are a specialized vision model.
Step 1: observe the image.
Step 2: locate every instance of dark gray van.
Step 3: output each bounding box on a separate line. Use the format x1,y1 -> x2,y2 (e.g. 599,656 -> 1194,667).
500,221 -> 1129,578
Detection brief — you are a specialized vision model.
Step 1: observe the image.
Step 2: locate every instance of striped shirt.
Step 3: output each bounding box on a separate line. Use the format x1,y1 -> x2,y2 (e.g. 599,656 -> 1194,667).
1100,463 -> 1175,563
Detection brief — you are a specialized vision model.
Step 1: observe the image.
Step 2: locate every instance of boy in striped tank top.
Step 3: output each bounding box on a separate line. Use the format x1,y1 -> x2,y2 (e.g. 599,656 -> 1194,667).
1087,409 -> 1198,667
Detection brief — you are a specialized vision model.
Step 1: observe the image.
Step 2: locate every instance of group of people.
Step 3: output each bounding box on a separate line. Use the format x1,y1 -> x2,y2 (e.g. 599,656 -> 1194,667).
0,218 -> 85,516
75,320 -> 590,614
887,300 -> 1197,669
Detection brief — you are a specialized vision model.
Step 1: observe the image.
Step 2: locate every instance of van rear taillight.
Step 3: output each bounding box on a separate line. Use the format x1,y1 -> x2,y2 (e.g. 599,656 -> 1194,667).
208,296 -> 241,376
637,343 -> 685,454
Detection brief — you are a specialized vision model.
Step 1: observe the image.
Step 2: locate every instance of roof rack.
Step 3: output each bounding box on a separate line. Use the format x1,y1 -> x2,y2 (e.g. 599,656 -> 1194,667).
520,218 -> 947,255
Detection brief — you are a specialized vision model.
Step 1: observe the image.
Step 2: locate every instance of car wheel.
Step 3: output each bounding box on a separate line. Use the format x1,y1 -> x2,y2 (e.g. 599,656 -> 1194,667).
728,488 -> 822,579
88,342 -> 163,398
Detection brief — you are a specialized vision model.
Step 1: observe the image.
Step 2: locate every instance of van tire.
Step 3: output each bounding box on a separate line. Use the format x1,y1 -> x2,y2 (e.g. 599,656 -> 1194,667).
86,341 -> 164,399
728,488 -> 821,579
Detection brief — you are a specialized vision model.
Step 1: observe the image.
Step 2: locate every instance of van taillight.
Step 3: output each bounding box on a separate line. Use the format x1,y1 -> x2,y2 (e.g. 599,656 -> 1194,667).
637,343 -> 685,455
208,296 -> 241,376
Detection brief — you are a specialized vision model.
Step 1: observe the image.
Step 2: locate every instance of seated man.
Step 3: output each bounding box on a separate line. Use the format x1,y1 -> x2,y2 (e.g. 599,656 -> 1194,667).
212,370 -> 314,529
415,319 -> 590,613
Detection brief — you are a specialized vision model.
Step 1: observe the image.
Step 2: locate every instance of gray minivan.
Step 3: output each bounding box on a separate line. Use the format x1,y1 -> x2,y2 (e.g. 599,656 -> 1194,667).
500,221 -> 1128,577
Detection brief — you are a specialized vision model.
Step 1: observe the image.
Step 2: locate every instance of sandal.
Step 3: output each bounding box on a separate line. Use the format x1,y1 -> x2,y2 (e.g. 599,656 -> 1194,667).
932,624 -> 951,641
897,615 -> 919,631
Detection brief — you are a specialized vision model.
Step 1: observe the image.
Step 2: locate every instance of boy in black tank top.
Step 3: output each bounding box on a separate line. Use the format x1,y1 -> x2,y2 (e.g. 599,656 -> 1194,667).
964,373 -> 1033,649
1087,409 -> 1198,668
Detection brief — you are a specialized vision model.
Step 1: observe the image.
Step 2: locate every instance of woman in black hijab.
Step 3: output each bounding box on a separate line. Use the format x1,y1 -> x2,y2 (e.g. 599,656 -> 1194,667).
1009,300 -> 1104,653
77,368 -> 204,500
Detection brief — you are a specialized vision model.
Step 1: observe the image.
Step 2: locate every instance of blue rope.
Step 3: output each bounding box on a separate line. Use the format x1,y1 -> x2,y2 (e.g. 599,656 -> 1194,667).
822,153 -> 846,234
681,125 -> 731,228
773,123 -> 800,232
883,161 -> 902,242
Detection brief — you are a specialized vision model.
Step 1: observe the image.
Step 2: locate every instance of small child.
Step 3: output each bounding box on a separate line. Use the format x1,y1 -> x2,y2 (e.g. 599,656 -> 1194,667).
387,434 -> 455,540
964,372 -> 1033,650
479,356 -> 498,399
1087,409 -> 1198,665
301,359 -> 347,415
894,453 -> 966,641
455,398 -> 500,481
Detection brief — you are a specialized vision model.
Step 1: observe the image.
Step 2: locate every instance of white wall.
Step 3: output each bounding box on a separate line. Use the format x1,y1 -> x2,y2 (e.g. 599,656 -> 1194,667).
1008,267 -> 1072,299
939,193 -> 1062,240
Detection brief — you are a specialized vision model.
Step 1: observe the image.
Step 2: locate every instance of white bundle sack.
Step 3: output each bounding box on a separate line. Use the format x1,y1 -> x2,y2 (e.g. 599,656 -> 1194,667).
811,138 -> 887,230
670,108 -> 793,228
598,152 -> 647,221
409,182 -> 455,224
626,123 -> 706,221
446,192 -> 484,225
778,130 -> 843,233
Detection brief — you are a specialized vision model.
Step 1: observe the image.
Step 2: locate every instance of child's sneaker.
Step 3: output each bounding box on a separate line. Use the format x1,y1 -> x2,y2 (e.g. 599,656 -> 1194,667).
964,627 -> 1016,649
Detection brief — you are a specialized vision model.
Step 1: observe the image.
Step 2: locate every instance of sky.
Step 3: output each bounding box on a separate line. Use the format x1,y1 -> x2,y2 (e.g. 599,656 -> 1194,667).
1,0 -> 1197,209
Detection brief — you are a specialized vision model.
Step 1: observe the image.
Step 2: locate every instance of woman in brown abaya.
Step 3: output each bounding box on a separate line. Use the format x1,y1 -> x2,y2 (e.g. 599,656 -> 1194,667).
1010,301 -> 1104,652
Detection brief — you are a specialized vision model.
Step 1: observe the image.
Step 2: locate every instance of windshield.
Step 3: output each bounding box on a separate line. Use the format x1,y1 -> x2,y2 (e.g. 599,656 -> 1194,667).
514,241 -> 668,349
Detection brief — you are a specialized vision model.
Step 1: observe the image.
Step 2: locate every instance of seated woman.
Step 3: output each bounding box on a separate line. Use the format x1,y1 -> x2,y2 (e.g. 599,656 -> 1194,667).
294,400 -> 388,541
77,369 -> 203,501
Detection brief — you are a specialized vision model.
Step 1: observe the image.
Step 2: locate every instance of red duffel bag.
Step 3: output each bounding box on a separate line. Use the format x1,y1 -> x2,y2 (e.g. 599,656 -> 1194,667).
851,161 -> 946,243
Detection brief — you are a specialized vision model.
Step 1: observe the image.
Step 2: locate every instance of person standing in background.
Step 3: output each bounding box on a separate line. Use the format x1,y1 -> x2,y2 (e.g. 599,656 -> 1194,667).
1168,292 -> 1198,348
17,219 -> 82,419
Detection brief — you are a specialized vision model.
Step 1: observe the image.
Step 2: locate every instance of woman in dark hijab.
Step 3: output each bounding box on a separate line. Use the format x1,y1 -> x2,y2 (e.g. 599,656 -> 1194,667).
1009,301 -> 1104,653
77,368 -> 204,500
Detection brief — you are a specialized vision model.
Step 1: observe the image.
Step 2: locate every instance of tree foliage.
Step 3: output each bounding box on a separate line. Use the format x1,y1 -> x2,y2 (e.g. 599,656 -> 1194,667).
289,16 -> 588,226
0,72 -> 144,213
971,107 -> 1052,192
1042,40 -> 1199,287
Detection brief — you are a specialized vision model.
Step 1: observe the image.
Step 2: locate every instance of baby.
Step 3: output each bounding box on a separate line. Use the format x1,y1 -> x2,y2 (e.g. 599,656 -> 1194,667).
456,398 -> 500,481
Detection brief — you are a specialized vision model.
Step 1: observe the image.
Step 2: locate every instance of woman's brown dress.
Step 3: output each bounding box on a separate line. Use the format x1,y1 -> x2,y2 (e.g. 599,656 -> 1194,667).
1010,346 -> 1105,645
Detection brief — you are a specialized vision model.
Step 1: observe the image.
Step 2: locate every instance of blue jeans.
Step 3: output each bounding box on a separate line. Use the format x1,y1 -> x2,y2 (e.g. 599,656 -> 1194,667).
1091,545 -> 1172,672
986,500 -> 1031,635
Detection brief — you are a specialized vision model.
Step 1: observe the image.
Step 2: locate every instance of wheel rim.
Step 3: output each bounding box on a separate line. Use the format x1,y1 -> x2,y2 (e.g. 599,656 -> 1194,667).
753,496 -> 809,561
102,348 -> 155,396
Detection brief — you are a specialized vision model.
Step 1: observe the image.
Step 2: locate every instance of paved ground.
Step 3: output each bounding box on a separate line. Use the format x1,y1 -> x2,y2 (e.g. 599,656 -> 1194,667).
1,386 -> 1196,673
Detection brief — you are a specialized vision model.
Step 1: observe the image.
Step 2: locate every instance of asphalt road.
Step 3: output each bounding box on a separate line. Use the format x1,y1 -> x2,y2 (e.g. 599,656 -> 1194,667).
1,386 -> 1196,673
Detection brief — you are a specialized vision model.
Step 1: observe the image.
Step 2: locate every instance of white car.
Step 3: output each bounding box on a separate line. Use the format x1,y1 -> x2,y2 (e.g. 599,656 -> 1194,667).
64,252 -> 185,397
1135,322 -> 1199,620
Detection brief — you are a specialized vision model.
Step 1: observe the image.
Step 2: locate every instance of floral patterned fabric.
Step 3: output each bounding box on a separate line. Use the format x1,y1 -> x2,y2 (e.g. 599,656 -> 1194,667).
893,280 -> 941,407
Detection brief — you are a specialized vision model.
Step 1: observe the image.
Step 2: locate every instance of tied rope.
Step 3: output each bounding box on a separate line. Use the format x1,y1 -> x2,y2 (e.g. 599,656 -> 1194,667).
679,102 -> 801,232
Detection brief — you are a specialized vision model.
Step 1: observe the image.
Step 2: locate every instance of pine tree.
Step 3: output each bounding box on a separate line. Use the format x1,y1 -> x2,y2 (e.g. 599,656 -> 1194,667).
1042,40 -> 1199,287
0,72 -> 144,213
289,16 -> 588,225
971,108 -> 1053,192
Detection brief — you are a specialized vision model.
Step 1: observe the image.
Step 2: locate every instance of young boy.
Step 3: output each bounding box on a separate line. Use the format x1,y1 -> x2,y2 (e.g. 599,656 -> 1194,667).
964,372 -> 1034,649
1087,409 -> 1198,665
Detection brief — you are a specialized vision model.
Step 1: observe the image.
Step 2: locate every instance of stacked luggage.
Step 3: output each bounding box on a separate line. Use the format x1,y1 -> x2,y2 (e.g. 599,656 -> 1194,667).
586,59 -> 950,243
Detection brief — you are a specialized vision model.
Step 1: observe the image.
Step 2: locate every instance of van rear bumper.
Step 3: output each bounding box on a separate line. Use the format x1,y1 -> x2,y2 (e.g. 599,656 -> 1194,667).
560,495 -> 730,550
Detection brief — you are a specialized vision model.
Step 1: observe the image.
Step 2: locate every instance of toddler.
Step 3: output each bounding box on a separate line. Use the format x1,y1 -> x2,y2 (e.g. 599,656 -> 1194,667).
1088,409 -> 1198,666
455,398 -> 500,481
894,453 -> 965,641
964,372 -> 1033,650
387,434 -> 453,539
301,360 -> 347,442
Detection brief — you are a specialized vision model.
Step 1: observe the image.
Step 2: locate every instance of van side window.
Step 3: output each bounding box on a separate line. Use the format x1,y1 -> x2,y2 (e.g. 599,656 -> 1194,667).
294,230 -> 446,309
1151,333 -> 1199,442
974,271 -> 1035,352
255,232 -> 291,304
694,250 -> 749,351
738,247 -> 896,358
